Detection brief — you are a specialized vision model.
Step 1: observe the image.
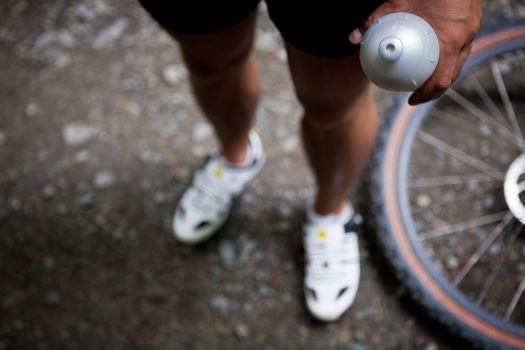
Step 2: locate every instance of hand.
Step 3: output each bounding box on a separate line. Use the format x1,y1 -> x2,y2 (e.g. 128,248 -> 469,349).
349,0 -> 482,105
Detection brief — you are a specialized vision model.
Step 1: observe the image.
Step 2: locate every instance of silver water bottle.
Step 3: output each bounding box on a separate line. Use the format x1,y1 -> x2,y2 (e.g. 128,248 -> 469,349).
360,12 -> 440,91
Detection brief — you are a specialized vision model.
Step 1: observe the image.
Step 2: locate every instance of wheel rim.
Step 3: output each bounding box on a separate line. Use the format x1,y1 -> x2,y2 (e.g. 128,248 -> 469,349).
382,26 -> 525,348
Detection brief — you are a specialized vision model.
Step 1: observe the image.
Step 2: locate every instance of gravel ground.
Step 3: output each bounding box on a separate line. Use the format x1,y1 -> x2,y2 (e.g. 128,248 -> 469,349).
1,1 -> 524,349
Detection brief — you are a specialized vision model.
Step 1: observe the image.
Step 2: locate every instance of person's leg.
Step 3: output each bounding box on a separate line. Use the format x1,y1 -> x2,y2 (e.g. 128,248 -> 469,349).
139,6 -> 266,243
285,43 -> 379,215
167,11 -> 261,164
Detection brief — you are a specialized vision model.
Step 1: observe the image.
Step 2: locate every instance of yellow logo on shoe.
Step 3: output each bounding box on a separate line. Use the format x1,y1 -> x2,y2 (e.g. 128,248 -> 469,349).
318,230 -> 327,239
213,166 -> 223,179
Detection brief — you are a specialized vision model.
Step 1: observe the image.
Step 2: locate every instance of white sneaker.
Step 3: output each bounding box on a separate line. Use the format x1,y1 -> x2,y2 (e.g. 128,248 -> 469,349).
303,203 -> 362,321
173,130 -> 265,244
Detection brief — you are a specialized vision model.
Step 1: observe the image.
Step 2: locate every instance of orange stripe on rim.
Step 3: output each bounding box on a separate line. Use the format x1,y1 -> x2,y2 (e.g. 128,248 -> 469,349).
384,25 -> 525,348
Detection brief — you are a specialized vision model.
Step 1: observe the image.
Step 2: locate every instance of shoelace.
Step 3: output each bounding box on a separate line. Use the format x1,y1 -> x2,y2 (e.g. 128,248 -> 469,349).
187,167 -> 234,216
306,236 -> 357,281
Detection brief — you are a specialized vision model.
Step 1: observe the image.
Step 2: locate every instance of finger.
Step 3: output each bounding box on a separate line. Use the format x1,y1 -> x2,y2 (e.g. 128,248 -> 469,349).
348,2 -> 396,45
453,43 -> 473,79
408,51 -> 458,105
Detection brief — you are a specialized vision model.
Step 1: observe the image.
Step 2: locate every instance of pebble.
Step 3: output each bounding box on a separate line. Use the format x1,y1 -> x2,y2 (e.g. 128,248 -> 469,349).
256,30 -> 278,52
93,18 -> 128,49
416,194 -> 431,208
446,256 -> 459,269
488,243 -> 502,255
13,320 -> 24,332
43,257 -> 55,270
77,192 -> 95,207
192,122 -> 212,142
282,135 -> 299,154
162,65 -> 187,86
218,239 -> 237,270
238,235 -> 257,262
210,296 -> 230,317
354,330 -> 366,342
94,170 -> 116,189
43,292 -> 61,306
152,190 -> 172,205
41,185 -> 56,199
33,30 -> 75,50
25,102 -> 38,117
63,123 -> 99,146
234,323 -> 250,340
258,284 -> 270,296
73,150 -> 92,164
424,342 -> 439,350
348,342 -> 367,350
72,3 -> 96,22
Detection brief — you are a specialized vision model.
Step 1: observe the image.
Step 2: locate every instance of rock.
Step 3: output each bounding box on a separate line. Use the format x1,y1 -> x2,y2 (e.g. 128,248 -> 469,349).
9,198 -> 21,211
416,194 -> 431,208
192,122 -> 212,142
256,30 -> 277,52
191,145 -> 207,158
152,190 -> 171,205
63,123 -> 99,146
258,284 -> 270,296
55,203 -> 69,215
43,257 -> 55,270
93,18 -> 128,49
77,192 -> 95,207
73,150 -> 92,164
43,292 -> 61,306
33,30 -> 75,50
210,295 -> 230,317
423,342 -> 438,350
72,3 -> 96,22
348,342 -> 367,350
162,65 -> 187,86
353,330 -> 366,342
238,235 -> 257,263
446,256 -> 459,269
282,135 -> 299,154
94,170 -> 116,189
218,239 -> 237,270
234,323 -> 249,340
488,243 -> 502,255
41,185 -> 56,199
13,320 -> 25,332
25,102 -> 38,117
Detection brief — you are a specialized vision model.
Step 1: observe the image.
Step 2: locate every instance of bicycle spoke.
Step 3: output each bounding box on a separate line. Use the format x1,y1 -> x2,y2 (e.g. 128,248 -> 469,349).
428,108 -> 496,139
504,275 -> 525,322
445,89 -> 523,149
419,211 -> 508,240
491,61 -> 525,151
418,131 -> 504,178
476,221 -> 522,306
452,213 -> 515,287
471,75 -> 511,129
410,173 -> 503,188
411,183 -> 502,215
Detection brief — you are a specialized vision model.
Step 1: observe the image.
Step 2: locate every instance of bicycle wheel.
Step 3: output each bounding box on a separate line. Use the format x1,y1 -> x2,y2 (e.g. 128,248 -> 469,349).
371,23 -> 525,349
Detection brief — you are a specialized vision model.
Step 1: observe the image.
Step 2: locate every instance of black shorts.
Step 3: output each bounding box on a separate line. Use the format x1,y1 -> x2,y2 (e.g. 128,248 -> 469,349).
139,0 -> 384,59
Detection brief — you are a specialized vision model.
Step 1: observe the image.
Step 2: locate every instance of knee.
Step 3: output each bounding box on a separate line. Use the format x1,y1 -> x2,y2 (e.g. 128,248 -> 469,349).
180,42 -> 252,84
297,87 -> 366,130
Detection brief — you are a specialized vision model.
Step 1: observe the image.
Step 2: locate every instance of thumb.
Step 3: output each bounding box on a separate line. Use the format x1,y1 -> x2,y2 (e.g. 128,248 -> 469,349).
348,3 -> 396,45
